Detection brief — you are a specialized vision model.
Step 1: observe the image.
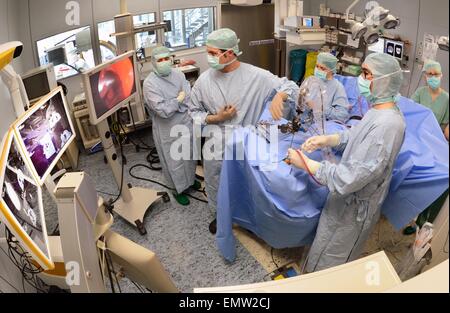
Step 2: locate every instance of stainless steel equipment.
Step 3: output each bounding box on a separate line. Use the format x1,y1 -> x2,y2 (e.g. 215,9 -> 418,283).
220,3 -> 276,74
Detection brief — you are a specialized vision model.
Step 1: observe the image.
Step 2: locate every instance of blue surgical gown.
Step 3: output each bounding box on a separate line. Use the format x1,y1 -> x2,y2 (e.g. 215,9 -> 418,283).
188,63 -> 299,209
322,78 -> 351,123
306,106 -> 406,272
143,69 -> 196,194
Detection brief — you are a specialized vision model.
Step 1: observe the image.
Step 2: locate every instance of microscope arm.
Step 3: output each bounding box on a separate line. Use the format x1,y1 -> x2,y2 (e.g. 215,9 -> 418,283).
0,64 -> 30,116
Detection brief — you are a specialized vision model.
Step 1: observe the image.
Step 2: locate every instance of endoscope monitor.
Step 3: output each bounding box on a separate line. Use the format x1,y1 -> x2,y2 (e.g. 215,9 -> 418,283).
83,51 -> 138,125
0,130 -> 53,270
13,87 -> 75,185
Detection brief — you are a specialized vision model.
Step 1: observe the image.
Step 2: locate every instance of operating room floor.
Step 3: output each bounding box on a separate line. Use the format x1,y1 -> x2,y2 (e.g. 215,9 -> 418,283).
42,130 -> 415,292
43,132 -> 270,293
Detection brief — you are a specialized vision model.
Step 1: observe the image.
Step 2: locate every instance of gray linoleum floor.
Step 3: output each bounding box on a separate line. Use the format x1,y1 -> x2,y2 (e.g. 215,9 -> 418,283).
42,131 -> 267,293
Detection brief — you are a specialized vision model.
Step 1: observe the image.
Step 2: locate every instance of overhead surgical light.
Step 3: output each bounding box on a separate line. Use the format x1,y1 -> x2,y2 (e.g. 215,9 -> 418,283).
345,0 -> 400,44
365,6 -> 390,23
364,26 -> 380,45
345,0 -> 367,41
348,20 -> 367,40
437,36 -> 449,51
382,14 -> 401,29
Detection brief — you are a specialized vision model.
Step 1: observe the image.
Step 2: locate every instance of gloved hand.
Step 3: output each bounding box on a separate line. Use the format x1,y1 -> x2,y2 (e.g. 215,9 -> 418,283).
302,134 -> 341,153
269,92 -> 288,120
177,91 -> 186,103
286,149 -> 321,174
217,105 -> 237,122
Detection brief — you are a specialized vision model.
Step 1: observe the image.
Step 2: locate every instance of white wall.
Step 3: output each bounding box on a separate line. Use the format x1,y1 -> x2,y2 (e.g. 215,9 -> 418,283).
0,0 -> 22,133
0,0 -> 24,137
305,0 -> 449,96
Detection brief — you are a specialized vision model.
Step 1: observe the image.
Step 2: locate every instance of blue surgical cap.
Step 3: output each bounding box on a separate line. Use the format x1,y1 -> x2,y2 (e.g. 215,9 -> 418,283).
206,28 -> 242,56
151,46 -> 170,62
317,52 -> 338,74
363,52 -> 403,104
423,60 -> 442,73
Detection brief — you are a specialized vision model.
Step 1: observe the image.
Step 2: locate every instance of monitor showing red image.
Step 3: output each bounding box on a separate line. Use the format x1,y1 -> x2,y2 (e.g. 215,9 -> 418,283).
86,53 -> 137,124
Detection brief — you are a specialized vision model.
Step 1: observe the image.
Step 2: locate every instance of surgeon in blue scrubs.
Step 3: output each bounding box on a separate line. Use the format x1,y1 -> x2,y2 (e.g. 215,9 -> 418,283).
287,53 -> 406,272
189,28 -> 299,233
313,52 -> 351,123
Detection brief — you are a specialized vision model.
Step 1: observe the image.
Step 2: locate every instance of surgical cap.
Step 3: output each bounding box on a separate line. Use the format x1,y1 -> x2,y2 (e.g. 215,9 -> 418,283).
363,52 -> 403,105
317,52 -> 338,74
206,28 -> 242,56
423,60 -> 442,73
151,46 -> 170,63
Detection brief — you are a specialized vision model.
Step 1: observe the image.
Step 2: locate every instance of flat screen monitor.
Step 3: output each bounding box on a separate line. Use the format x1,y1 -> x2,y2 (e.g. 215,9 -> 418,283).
83,51 -> 139,125
385,39 -> 404,61
22,71 -> 51,103
368,38 -> 385,54
13,88 -> 75,185
46,45 -> 67,66
302,17 -> 313,28
0,130 -> 53,270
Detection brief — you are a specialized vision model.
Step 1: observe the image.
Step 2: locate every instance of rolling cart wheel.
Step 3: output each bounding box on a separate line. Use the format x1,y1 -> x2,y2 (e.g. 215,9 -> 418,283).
135,220 -> 147,236
158,192 -> 170,203
209,219 -> 217,235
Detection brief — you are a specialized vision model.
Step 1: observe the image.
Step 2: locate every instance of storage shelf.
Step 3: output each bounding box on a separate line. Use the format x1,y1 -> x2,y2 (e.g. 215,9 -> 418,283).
341,58 -> 362,66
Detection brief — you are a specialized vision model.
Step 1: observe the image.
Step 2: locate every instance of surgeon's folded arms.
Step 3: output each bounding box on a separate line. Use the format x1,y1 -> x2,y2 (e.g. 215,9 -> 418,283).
205,104 -> 237,124
177,91 -> 186,103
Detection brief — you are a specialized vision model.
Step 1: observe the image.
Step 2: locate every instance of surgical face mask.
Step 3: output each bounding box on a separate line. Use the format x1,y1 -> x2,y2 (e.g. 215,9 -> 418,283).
314,68 -> 328,81
155,60 -> 172,76
207,50 -> 236,70
358,75 -> 372,98
427,76 -> 441,90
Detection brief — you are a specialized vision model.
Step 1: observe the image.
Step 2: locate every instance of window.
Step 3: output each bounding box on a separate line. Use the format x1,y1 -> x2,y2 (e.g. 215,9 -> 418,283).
36,26 -> 96,80
163,7 -> 215,51
133,13 -> 157,57
98,20 -> 117,62
98,13 -> 157,63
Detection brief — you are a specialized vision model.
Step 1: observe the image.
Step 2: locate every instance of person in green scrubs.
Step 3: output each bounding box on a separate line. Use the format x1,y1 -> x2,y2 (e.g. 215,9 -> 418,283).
403,60 -> 449,235
412,60 -> 449,140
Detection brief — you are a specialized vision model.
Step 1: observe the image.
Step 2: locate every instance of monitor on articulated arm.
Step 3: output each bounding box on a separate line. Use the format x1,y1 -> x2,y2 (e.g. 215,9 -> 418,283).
0,129 -> 54,271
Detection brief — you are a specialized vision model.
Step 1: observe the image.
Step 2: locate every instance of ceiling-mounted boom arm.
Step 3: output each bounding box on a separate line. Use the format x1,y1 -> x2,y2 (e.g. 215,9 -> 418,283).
0,65 -> 30,116
0,41 -> 30,116
120,0 -> 128,14
346,0 -> 361,20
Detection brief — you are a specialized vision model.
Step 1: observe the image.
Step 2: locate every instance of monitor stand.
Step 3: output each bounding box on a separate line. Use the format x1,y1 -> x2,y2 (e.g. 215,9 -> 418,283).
97,120 -> 170,235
